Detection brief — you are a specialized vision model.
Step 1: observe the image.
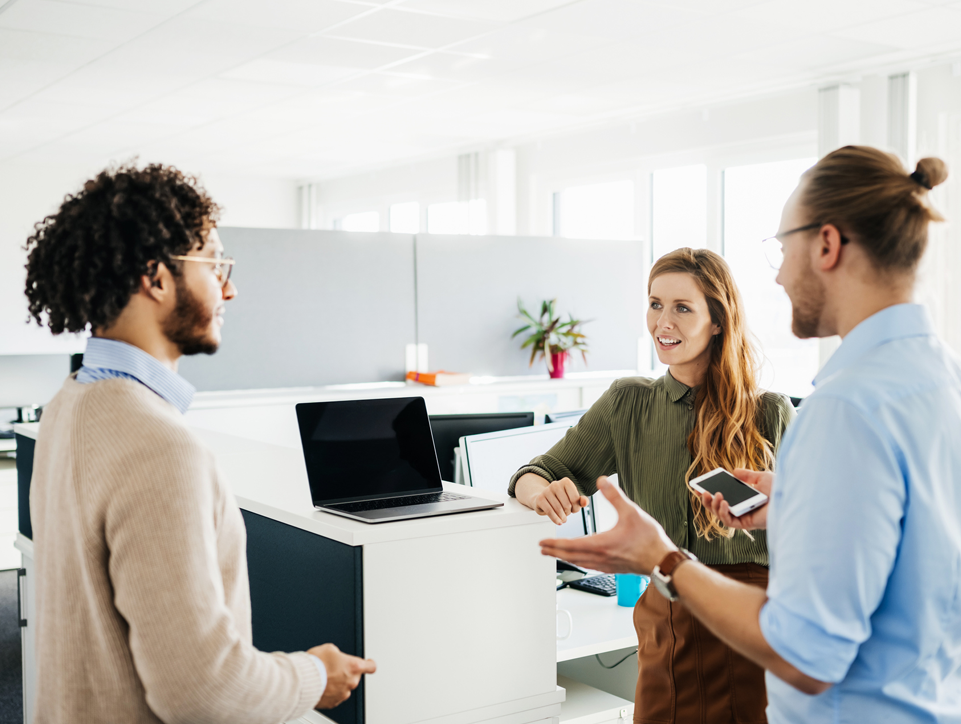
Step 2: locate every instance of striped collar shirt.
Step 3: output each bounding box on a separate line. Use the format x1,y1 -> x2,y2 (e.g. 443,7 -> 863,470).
76,338 -> 195,414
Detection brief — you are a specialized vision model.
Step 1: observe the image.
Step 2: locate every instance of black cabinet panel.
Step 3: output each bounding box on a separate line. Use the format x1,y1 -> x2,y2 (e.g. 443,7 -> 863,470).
16,434 -> 34,540
242,510 -> 365,724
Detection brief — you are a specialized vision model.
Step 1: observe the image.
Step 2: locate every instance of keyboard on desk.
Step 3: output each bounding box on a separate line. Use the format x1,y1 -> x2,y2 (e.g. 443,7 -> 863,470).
328,491 -> 470,513
568,573 -> 617,597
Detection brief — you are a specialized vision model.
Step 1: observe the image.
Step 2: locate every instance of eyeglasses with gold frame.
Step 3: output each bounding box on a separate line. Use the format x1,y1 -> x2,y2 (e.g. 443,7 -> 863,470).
169,255 -> 236,288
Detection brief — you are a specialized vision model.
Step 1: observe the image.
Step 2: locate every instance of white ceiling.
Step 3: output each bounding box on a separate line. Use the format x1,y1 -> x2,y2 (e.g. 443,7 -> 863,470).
1,0 -> 960,180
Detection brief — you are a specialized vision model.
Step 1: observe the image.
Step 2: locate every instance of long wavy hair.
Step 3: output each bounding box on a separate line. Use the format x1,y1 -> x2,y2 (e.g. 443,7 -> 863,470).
649,248 -> 774,541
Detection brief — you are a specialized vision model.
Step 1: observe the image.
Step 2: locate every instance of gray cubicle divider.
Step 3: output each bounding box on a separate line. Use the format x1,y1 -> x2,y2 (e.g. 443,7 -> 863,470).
414,234 -> 646,377
177,228 -> 417,392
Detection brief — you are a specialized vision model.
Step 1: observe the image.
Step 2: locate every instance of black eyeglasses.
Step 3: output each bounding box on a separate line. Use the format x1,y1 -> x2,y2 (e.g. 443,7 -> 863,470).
761,223 -> 849,270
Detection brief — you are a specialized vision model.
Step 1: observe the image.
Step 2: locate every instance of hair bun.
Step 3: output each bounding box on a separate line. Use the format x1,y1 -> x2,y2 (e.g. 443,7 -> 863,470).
912,157 -> 948,191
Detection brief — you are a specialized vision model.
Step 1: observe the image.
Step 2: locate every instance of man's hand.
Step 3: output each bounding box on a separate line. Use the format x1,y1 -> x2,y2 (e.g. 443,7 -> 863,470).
699,469 -> 773,531
539,476 -> 676,574
309,644 -> 377,710
531,476 -> 589,525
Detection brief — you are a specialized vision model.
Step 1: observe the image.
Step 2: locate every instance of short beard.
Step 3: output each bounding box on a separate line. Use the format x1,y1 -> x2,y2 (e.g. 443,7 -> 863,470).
163,280 -> 218,356
790,264 -> 826,339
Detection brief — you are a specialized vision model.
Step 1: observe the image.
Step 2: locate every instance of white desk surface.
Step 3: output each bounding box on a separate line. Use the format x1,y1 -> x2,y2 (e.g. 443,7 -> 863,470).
15,422 -> 552,547
200,427 -> 554,547
556,587 -> 637,662
188,370 -> 636,411
12,422 -> 39,440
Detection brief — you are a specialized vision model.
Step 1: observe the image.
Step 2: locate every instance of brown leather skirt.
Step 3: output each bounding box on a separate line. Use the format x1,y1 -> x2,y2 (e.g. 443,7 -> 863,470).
633,563 -> 769,724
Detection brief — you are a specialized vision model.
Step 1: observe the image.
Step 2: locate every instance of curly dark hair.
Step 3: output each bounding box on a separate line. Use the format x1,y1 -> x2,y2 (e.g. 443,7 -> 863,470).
24,162 -> 220,335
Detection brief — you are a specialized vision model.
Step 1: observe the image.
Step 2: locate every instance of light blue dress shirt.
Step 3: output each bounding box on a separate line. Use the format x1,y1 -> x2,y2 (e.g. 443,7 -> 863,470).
760,304 -> 961,723
75,337 -> 328,693
76,337 -> 196,414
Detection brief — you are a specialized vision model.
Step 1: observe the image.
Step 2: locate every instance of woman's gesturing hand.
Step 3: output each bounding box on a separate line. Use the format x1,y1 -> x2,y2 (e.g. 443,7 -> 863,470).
699,469 -> 774,531
531,477 -> 589,525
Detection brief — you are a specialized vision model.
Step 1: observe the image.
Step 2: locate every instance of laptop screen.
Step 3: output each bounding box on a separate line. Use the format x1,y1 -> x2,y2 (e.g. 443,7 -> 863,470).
296,397 -> 443,505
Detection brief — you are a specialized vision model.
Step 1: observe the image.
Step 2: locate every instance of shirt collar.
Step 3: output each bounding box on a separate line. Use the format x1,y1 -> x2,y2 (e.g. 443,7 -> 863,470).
81,338 -> 196,414
814,303 -> 935,388
663,370 -> 695,403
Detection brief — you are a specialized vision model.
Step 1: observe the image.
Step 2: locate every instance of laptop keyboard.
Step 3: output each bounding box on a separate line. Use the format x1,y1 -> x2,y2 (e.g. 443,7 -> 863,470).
329,491 -> 471,513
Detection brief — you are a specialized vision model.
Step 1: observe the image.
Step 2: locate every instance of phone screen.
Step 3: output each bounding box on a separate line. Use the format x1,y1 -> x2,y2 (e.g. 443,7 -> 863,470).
695,470 -> 761,506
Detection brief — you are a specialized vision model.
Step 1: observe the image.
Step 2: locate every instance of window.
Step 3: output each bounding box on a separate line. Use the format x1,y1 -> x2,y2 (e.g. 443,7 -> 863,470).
554,180 -> 634,240
389,202 -> 420,233
339,211 -> 380,232
651,165 -> 706,261
723,158 -> 818,397
426,200 -> 487,235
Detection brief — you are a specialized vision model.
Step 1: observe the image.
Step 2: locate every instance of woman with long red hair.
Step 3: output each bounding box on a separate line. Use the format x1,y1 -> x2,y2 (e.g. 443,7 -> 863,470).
510,247 -> 794,723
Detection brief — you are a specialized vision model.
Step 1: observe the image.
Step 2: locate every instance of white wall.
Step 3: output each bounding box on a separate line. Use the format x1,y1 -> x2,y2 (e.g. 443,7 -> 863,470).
307,64 -> 961,358
0,163 -> 298,356
914,64 -> 961,354
310,86 -> 821,240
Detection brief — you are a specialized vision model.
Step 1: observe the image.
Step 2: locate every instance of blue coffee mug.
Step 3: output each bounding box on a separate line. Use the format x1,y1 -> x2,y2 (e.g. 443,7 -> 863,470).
616,573 -> 650,607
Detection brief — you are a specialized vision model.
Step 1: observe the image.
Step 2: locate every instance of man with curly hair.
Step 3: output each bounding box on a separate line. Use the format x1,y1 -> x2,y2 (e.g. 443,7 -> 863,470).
24,163 -> 375,723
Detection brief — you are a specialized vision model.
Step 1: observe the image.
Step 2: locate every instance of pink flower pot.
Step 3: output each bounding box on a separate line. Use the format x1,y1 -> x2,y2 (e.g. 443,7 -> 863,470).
549,351 -> 568,379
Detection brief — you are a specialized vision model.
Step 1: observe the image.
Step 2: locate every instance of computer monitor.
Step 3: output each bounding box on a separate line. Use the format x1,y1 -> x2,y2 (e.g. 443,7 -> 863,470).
459,423 -> 594,538
428,411 -> 534,482
544,409 -> 587,425
0,354 -> 71,411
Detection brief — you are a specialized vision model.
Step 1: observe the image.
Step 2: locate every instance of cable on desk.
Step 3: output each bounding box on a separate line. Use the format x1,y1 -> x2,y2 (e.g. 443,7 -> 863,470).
595,649 -> 638,669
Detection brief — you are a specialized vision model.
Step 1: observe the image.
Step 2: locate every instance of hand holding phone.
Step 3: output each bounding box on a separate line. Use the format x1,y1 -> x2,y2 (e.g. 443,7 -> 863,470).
690,468 -> 772,531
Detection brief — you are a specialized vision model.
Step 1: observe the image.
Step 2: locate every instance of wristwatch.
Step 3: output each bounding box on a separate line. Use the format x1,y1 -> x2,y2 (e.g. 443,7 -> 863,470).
651,549 -> 697,601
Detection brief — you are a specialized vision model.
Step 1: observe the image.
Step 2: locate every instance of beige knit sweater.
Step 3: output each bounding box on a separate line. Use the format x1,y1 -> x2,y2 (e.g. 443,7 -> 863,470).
30,376 -> 325,723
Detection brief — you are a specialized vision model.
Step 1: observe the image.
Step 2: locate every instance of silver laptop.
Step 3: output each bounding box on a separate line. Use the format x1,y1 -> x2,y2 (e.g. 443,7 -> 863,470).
296,396 -> 503,523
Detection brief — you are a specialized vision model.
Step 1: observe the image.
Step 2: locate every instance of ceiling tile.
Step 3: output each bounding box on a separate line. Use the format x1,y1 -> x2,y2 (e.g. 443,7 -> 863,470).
95,17 -> 301,75
134,79 -> 307,124
0,28 -> 116,64
0,97 -> 117,127
452,107 -> 577,136
56,0 -> 200,13
0,58 -> 78,91
735,34 -> 898,70
326,8 -> 495,48
220,58 -> 356,87
240,89 -> 397,122
832,6 -> 961,48
515,91 -> 644,116
332,71 -> 466,97
447,24 -> 608,66
184,0 -> 368,32
387,50 -> 532,83
736,0 -> 930,33
32,120 -> 186,161
268,36 -> 424,69
647,0 -> 772,11
514,0 -> 710,42
30,65 -> 199,108
0,0 -> 166,42
398,0 -> 572,23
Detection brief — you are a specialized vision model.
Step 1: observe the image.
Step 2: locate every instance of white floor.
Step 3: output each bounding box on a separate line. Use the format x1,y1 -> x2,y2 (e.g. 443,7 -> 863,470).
0,458 -> 20,570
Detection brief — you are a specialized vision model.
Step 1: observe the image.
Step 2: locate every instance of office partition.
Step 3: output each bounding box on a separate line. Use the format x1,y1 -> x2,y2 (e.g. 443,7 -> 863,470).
178,228 -> 417,391
415,234 -> 646,377
174,229 -> 645,392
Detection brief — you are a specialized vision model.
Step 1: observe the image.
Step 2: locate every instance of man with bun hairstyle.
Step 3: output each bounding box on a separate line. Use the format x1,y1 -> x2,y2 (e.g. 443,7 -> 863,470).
24,163 -> 375,723
542,147 -> 960,723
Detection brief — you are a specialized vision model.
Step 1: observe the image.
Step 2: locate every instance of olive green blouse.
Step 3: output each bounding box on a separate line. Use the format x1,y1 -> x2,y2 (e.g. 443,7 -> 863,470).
508,374 -> 796,566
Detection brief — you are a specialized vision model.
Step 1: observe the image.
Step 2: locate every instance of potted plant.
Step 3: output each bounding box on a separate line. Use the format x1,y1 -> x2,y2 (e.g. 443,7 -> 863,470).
512,298 -> 589,379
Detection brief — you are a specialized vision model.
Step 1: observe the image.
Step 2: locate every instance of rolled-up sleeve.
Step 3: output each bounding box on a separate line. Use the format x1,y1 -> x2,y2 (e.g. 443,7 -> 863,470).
508,383 -> 617,497
760,396 -> 905,684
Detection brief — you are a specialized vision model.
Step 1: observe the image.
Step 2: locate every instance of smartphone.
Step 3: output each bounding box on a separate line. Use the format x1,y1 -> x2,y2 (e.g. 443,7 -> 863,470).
689,468 -> 768,517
